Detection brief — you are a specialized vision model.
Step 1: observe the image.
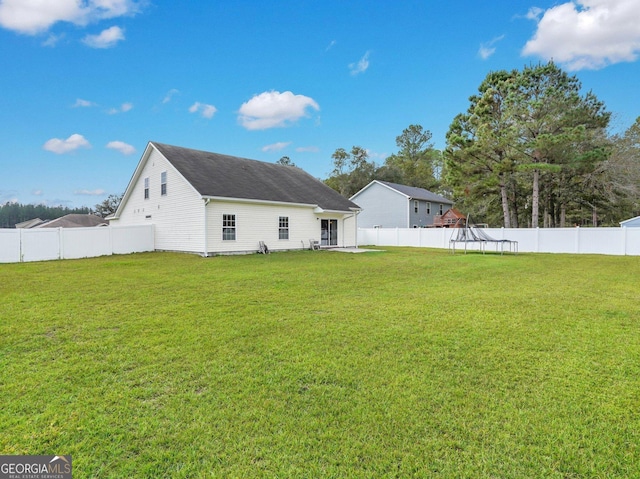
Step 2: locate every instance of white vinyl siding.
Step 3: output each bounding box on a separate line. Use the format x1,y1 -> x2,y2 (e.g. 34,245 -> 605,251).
113,147 -> 205,253
204,201 -> 361,254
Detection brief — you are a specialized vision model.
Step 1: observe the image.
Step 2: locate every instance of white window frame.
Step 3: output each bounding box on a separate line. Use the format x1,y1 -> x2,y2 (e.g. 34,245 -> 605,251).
414,200 -> 419,213
279,216 -> 289,240
144,177 -> 149,199
222,214 -> 236,241
439,204 -> 444,215
426,202 -> 431,215
161,171 -> 167,196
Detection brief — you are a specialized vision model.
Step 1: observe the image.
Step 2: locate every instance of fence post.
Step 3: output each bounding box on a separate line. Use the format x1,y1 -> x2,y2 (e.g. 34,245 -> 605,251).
575,226 -> 580,254
19,228 -> 24,262
536,227 -> 540,253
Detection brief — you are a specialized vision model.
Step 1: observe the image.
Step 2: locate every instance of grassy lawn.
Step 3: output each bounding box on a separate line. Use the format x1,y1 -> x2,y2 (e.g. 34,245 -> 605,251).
1,248 -> 639,478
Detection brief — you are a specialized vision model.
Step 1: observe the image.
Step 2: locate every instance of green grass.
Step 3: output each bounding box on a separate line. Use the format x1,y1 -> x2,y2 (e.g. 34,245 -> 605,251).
1,248 -> 639,478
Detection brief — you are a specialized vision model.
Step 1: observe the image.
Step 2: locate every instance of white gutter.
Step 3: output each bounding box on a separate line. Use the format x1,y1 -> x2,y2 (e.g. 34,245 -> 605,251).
203,195 -> 316,209
203,198 -> 211,257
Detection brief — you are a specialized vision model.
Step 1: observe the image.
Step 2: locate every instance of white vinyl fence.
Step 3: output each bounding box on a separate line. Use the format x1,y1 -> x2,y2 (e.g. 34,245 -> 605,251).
0,225 -> 154,263
358,226 -> 640,256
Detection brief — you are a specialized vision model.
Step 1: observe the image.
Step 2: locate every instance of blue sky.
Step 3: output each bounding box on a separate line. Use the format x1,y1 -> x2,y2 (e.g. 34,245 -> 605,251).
1,0 -> 639,208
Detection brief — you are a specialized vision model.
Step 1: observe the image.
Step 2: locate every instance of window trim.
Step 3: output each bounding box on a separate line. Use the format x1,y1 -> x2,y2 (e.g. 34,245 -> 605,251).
426,202 -> 431,215
279,216 -> 289,240
160,171 -> 167,196
439,204 -> 444,215
222,214 -> 236,241
144,177 -> 150,199
414,200 -> 419,213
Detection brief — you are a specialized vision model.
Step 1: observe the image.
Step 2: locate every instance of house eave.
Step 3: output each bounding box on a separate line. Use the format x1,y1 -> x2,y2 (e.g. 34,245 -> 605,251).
203,195 -> 318,209
314,207 -> 360,215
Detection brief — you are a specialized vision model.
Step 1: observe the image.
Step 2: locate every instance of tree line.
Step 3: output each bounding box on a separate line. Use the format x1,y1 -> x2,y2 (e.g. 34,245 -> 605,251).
0,194 -> 123,228
324,124 -> 444,198
322,61 -> 639,227
0,203 -> 91,228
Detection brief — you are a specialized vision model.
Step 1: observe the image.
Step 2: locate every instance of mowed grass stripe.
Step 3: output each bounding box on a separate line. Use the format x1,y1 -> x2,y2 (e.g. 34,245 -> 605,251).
1,249 -> 639,477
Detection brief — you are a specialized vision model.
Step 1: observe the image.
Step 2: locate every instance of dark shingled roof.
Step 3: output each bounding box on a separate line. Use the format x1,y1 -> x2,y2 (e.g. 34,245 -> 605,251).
152,142 -> 359,212
37,214 -> 108,228
378,181 -> 453,204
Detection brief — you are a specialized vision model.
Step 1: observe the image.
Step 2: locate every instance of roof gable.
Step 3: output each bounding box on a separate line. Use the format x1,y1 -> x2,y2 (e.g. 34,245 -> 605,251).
152,142 -> 359,212
37,214 -> 108,228
620,215 -> 640,227
352,180 -> 453,204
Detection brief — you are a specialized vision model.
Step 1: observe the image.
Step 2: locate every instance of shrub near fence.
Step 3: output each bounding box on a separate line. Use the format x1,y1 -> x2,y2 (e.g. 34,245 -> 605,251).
0,225 -> 154,263
358,227 -> 640,256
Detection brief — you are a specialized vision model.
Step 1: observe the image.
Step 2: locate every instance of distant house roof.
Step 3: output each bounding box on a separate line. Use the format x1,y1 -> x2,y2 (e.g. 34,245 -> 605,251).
442,208 -> 465,218
434,208 -> 466,227
352,180 -> 453,204
15,218 -> 46,229
150,142 -> 360,212
36,214 -> 108,228
620,215 -> 640,227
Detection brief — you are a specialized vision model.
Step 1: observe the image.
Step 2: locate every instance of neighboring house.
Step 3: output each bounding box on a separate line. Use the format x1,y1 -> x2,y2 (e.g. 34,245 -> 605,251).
620,216 -> 640,227
35,214 -> 108,228
15,218 -> 46,229
433,208 -> 466,228
350,180 -> 453,228
109,142 -> 361,255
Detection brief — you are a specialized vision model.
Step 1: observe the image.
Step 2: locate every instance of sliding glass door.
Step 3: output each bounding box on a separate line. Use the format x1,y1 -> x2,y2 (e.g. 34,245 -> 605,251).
320,219 -> 338,246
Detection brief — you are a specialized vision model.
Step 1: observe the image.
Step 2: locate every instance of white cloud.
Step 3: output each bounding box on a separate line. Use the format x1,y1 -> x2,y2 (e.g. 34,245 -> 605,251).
349,51 -> 370,75
32,189 -> 43,196
238,90 -> 320,130
106,140 -> 135,155
73,98 -> 96,107
478,35 -> 505,60
189,102 -> 217,119
262,142 -> 291,152
0,0 -> 142,35
43,134 -> 90,154
82,25 -> 124,48
523,0 -> 640,70
74,188 -> 106,196
163,88 -> 179,104
526,7 -> 544,20
107,102 -> 133,114
42,32 -> 64,46
296,146 -> 319,153
325,40 -> 336,52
